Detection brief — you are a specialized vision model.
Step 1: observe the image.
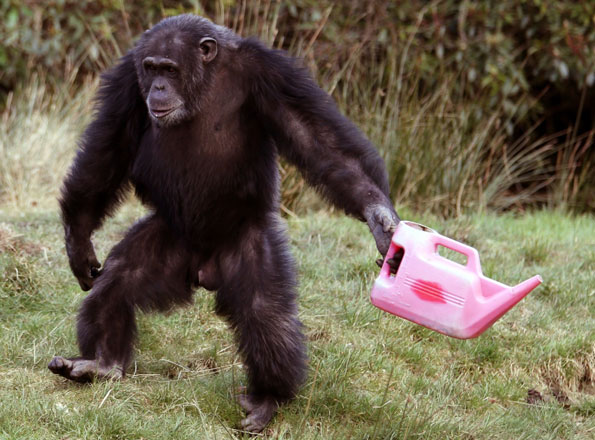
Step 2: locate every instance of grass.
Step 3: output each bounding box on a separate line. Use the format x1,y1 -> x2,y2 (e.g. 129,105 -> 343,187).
0,77 -> 95,209
0,204 -> 593,439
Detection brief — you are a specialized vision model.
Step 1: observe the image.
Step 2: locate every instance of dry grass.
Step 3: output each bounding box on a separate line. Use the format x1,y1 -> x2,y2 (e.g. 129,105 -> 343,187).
0,77 -> 95,209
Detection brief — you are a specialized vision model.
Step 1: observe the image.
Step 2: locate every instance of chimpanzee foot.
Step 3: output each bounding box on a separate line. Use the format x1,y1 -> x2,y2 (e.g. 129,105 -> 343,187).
48,356 -> 123,383
237,394 -> 278,433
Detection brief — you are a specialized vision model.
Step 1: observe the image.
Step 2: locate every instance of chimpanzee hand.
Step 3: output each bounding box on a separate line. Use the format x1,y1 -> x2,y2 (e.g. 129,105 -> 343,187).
365,203 -> 403,274
65,235 -> 102,291
376,248 -> 404,275
364,203 -> 399,256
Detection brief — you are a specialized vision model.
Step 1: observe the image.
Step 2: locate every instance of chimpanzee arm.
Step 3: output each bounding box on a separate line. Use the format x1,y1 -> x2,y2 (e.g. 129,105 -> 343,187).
241,40 -> 400,257
60,52 -> 148,290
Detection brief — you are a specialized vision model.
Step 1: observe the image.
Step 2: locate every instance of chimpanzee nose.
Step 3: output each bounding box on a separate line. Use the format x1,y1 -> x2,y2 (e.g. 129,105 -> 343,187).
153,77 -> 167,92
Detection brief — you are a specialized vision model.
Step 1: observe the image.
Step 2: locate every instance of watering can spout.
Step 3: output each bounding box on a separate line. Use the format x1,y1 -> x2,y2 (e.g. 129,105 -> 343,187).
511,275 -> 543,297
473,274 -> 543,336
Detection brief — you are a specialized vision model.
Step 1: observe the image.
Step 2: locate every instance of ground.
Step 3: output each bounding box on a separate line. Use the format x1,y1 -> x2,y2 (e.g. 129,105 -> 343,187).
0,204 -> 593,439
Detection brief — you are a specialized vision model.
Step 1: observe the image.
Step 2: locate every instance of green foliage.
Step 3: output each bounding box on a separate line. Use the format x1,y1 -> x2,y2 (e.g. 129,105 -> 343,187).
2,1 -> 594,109
394,1 -> 595,94
0,0 -> 192,90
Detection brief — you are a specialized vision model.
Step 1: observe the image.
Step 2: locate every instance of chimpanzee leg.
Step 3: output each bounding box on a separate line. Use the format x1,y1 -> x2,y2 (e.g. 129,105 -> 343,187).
215,214 -> 307,432
49,214 -> 197,382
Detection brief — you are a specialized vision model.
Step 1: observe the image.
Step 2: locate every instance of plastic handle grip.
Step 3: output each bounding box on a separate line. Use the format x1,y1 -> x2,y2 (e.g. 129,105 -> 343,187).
431,234 -> 482,274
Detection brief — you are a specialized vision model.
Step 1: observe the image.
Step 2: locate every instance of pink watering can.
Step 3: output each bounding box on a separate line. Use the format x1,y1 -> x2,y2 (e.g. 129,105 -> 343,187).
371,221 -> 542,339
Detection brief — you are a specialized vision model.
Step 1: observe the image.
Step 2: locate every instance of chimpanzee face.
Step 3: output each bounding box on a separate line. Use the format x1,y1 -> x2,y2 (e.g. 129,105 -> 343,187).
135,29 -> 218,127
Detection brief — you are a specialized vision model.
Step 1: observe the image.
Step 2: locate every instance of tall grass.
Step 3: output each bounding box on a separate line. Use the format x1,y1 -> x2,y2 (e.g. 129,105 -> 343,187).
0,77 -> 95,209
216,0 -> 594,214
0,1 -> 591,214
330,39 -> 593,215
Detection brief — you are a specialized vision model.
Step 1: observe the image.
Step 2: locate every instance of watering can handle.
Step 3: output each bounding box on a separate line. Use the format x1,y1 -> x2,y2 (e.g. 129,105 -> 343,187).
431,234 -> 482,274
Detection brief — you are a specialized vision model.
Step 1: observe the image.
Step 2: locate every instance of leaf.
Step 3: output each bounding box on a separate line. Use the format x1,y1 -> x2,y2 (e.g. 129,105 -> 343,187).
6,8 -> 18,29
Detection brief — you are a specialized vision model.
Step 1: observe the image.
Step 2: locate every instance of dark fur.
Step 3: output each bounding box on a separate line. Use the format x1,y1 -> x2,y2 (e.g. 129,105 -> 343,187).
50,14 -> 399,432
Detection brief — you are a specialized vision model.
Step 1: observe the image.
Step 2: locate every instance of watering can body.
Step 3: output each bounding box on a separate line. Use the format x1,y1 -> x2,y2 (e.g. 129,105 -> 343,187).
370,221 -> 542,339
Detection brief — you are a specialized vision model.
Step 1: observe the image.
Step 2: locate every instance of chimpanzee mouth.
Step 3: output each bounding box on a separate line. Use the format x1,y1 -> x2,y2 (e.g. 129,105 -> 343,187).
150,106 -> 179,118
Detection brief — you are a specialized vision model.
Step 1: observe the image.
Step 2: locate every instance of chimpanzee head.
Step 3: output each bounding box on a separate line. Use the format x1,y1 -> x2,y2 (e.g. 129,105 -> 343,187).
134,15 -> 223,127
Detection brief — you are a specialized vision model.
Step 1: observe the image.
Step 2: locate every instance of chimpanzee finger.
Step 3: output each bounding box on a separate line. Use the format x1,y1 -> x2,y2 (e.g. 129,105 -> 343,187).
78,278 -> 93,291
88,254 -> 101,269
387,248 -> 405,274
386,258 -> 398,274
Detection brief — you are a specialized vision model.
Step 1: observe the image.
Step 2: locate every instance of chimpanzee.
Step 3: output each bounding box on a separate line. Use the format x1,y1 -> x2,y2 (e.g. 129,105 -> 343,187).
48,14 -> 400,432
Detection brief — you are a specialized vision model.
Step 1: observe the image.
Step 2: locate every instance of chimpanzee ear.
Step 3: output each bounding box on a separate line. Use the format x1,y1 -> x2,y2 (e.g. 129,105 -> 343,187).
199,37 -> 218,63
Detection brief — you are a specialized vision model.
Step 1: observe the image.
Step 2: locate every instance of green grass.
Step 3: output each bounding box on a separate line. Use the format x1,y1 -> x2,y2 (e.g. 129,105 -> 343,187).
0,204 -> 593,439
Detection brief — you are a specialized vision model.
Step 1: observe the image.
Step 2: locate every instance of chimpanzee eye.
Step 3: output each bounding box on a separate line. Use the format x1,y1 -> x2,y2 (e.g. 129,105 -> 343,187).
167,66 -> 176,73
